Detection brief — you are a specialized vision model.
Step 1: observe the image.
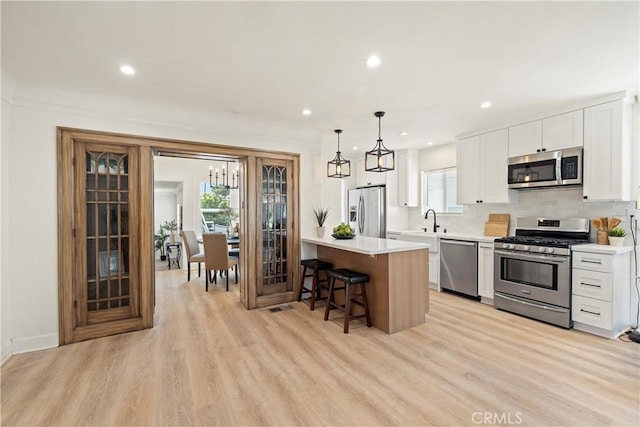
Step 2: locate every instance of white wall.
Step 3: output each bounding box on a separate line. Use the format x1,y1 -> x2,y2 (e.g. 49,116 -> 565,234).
1,97 -> 12,363
4,98 -> 322,353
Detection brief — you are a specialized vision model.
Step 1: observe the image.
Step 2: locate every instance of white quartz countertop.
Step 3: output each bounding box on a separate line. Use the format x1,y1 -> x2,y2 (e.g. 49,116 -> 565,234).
571,243 -> 634,254
389,230 -> 497,244
302,235 -> 430,256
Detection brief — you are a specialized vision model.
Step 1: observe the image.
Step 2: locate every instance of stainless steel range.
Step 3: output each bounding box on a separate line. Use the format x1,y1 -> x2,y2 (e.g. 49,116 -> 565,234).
493,217 -> 590,328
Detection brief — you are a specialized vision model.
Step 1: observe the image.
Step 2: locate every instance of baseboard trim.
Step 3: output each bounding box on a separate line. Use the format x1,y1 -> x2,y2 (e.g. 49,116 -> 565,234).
11,333 -> 58,354
1,343 -> 12,366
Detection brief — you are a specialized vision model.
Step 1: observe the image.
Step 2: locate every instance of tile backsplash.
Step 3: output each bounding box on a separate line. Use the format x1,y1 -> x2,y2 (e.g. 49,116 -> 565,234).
408,187 -> 637,243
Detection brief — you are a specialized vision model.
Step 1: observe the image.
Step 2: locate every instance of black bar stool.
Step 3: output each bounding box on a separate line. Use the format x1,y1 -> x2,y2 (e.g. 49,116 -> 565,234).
298,259 -> 333,310
324,268 -> 372,333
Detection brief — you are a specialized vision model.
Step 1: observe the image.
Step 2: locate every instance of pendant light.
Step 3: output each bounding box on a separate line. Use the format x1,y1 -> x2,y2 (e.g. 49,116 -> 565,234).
365,111 -> 394,172
327,129 -> 351,178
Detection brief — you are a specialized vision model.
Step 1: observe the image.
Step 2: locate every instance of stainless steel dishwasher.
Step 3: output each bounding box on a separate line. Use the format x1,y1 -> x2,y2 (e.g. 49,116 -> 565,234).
439,239 -> 478,297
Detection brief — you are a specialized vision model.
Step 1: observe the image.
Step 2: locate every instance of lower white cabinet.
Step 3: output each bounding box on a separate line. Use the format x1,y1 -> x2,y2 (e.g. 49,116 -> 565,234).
571,249 -> 631,338
478,243 -> 494,304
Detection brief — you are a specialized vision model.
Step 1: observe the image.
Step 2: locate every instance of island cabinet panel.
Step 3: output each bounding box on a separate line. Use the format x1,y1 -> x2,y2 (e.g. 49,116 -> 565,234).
317,246 -> 428,334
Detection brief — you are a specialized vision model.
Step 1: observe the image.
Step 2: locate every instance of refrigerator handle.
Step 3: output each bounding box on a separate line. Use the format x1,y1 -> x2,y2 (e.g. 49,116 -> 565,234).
358,195 -> 365,234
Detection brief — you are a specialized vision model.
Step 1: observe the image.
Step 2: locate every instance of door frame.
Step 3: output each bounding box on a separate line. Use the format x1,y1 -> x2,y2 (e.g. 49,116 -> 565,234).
57,127 -> 300,344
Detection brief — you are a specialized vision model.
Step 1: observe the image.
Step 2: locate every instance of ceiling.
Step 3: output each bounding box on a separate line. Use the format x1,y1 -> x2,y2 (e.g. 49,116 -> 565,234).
2,1 -> 638,151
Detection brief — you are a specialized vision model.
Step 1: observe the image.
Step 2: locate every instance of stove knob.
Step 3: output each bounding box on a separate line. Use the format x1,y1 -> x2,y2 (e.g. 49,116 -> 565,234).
538,247 -> 546,253
508,244 -> 516,250
546,248 -> 554,254
522,245 -> 530,251
502,243 -> 509,249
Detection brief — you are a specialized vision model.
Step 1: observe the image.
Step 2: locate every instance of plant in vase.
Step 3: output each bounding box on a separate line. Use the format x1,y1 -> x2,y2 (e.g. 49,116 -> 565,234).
591,217 -> 622,245
163,220 -> 178,244
313,207 -> 329,238
154,226 -> 169,261
607,227 -> 626,246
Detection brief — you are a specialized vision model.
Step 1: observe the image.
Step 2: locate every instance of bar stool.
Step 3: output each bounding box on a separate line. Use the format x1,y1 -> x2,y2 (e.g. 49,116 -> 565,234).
324,268 -> 372,333
298,259 -> 333,310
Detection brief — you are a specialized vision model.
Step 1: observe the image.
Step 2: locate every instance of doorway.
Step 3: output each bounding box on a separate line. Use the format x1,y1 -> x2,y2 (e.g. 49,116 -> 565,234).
57,127 -> 301,345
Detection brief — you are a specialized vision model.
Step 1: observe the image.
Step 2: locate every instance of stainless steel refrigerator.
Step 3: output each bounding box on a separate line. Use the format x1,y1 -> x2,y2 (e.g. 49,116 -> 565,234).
348,186 -> 386,238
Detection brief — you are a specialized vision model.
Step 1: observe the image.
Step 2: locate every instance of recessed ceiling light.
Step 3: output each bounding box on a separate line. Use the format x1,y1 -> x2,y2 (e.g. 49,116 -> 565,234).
480,101 -> 492,109
353,146 -> 359,151
400,131 -> 408,136
119,64 -> 136,76
427,141 -> 434,145
366,55 -> 381,68
301,109 -> 312,116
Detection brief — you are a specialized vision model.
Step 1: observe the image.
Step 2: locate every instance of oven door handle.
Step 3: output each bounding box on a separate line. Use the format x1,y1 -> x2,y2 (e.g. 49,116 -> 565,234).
495,293 -> 567,313
494,250 -> 569,263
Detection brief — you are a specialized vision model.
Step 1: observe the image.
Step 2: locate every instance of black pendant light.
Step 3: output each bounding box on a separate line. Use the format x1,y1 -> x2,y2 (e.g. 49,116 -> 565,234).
365,111 -> 394,172
209,161 -> 239,190
327,129 -> 351,178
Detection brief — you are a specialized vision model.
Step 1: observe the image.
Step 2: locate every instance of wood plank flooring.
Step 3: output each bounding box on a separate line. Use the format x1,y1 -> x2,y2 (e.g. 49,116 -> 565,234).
2,268 -> 639,426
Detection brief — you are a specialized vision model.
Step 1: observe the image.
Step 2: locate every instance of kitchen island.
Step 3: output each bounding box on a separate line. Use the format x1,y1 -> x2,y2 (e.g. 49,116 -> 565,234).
302,235 -> 430,334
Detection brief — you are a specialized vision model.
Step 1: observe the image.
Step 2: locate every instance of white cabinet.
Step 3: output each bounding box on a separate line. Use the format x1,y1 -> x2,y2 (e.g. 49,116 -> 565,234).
583,99 -> 632,201
355,158 -> 386,187
571,250 -> 631,338
457,129 -> 513,204
397,149 -> 419,207
542,110 -> 583,151
478,243 -> 494,304
508,110 -> 583,157
508,121 -> 542,158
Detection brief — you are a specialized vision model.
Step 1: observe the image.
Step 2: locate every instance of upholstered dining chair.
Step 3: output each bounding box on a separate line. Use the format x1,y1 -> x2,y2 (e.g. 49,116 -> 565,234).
180,230 -> 205,282
203,233 -> 238,292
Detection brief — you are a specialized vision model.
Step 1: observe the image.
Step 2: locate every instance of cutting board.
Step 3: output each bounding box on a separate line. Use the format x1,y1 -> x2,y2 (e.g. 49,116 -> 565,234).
483,213 -> 510,237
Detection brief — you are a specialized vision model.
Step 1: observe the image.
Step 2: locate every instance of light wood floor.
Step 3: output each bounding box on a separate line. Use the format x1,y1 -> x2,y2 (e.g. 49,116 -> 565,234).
2,268 -> 639,426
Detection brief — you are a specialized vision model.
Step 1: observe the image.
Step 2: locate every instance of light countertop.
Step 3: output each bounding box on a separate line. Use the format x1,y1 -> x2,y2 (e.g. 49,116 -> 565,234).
389,230 -> 497,244
571,243 -> 634,254
302,235 -> 430,256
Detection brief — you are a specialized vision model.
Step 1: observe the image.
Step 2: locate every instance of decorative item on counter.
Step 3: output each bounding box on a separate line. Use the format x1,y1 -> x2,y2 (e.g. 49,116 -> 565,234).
483,213 -> 510,237
313,207 -> 329,238
163,219 -> 178,244
607,227 -> 627,246
331,223 -> 355,239
591,217 -> 622,245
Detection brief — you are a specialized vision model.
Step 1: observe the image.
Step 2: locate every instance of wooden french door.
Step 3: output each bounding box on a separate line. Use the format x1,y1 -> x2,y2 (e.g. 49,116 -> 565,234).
58,129 -> 154,345
250,157 -> 300,308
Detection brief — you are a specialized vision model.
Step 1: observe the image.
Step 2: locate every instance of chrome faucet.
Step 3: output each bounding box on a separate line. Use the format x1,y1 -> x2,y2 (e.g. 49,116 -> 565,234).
424,209 -> 440,233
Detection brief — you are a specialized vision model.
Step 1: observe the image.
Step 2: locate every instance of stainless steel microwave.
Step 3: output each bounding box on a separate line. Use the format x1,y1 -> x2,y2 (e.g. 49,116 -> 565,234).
507,147 -> 582,189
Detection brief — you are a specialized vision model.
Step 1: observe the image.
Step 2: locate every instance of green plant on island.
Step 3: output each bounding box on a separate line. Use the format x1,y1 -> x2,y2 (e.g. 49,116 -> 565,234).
607,227 -> 626,237
313,207 -> 329,227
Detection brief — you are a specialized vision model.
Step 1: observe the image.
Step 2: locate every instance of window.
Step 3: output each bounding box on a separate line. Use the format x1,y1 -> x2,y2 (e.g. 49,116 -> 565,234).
422,167 -> 462,214
200,184 -> 238,234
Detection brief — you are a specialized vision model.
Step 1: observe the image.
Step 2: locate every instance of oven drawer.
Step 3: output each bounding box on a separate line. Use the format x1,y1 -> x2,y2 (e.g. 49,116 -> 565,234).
571,295 -> 612,329
572,252 -> 612,273
572,269 -> 613,301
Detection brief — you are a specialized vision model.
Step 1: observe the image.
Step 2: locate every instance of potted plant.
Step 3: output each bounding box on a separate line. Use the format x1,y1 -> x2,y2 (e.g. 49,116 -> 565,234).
607,227 -> 627,246
313,207 -> 329,238
163,220 -> 178,244
154,226 -> 169,261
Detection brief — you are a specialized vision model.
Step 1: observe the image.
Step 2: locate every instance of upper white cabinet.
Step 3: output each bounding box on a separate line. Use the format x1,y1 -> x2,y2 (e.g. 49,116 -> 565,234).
457,129 -> 512,204
355,158 -> 386,187
508,110 -> 583,157
542,110 -> 584,151
583,99 -> 632,201
397,149 -> 419,207
456,136 -> 481,204
508,121 -> 542,158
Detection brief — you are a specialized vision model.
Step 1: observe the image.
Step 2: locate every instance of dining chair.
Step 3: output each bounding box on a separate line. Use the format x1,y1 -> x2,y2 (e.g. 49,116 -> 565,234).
180,230 -> 205,282
203,233 -> 238,292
